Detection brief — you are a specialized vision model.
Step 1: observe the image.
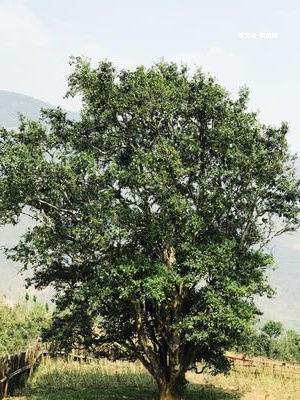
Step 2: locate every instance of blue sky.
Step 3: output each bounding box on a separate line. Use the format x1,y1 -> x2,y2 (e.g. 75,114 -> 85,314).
0,0 -> 300,152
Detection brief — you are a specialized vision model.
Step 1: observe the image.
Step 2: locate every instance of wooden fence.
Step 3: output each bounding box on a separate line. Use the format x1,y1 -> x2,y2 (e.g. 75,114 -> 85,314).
0,343 -> 98,399
226,354 -> 300,377
0,341 -> 45,399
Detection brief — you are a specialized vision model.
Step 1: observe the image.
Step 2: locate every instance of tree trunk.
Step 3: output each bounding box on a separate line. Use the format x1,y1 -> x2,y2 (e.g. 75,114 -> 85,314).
159,382 -> 184,400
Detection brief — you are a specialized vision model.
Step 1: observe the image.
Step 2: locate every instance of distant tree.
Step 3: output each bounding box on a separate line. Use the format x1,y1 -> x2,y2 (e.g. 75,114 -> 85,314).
33,294 -> 37,303
1,58 -> 300,399
245,323 -> 300,362
262,320 -> 284,339
254,321 -> 285,359
25,292 -> 29,302
253,332 -> 270,357
274,330 -> 300,362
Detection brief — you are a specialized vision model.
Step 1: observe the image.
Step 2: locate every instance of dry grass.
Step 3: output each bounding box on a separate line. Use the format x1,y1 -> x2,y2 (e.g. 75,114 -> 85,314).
7,356 -> 300,400
28,357 -> 155,390
187,360 -> 300,400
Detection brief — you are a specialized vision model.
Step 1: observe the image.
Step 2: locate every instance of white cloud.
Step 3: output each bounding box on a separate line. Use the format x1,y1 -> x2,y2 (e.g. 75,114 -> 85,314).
292,242 -> 300,252
168,48 -> 243,95
207,46 -> 224,56
0,0 -> 48,48
70,41 -> 139,71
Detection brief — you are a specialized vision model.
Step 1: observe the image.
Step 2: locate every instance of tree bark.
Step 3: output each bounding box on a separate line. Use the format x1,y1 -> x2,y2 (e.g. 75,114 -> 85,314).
159,382 -> 184,400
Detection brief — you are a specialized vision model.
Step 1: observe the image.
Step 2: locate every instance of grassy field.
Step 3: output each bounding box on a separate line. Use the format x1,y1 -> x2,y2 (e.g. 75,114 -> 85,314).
7,357 -> 300,400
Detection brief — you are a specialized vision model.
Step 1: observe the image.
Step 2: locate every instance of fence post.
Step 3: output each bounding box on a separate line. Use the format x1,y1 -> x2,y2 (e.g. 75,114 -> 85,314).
3,378 -> 8,398
0,340 -> 45,398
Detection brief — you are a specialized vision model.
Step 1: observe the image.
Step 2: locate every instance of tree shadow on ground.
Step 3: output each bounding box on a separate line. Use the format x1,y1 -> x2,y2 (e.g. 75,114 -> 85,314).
9,368 -> 244,400
11,384 -> 243,400
188,383 -> 242,399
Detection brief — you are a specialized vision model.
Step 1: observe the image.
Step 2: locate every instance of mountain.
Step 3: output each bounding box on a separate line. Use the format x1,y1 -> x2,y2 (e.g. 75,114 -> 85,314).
0,90 -> 79,127
0,91 -> 79,305
256,231 -> 300,331
0,91 -> 299,331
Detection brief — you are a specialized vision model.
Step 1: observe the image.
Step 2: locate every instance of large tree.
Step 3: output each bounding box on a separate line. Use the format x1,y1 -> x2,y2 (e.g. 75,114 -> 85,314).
1,58 -> 299,399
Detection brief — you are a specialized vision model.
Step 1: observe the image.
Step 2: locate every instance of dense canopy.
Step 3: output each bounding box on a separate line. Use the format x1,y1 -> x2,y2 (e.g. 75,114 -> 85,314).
1,58 -> 299,399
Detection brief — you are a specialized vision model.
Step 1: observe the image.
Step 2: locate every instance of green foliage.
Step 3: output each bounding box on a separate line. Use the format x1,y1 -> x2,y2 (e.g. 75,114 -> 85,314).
238,320 -> 300,363
276,330 -> 300,362
1,58 -> 300,397
262,320 -> 284,339
265,329 -> 300,363
0,298 -> 51,355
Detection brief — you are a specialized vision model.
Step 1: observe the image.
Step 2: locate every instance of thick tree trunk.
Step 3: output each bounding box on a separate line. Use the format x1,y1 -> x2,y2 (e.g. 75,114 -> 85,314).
159,382 -> 184,400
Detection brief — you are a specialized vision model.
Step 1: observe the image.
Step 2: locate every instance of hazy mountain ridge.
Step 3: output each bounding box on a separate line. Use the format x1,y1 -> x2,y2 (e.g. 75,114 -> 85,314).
0,91 -> 299,330
256,231 -> 300,331
0,90 -> 79,127
0,91 -> 79,305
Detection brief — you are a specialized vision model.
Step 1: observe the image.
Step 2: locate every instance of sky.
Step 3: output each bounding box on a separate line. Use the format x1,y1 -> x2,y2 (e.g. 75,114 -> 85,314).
0,0 -> 300,152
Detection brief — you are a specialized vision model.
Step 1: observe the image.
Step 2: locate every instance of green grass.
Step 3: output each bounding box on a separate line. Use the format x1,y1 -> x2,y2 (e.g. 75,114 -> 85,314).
19,387 -> 158,400
16,387 -> 240,400
18,385 -> 240,400
10,358 -> 242,400
15,355 -> 300,400
7,356 -> 300,400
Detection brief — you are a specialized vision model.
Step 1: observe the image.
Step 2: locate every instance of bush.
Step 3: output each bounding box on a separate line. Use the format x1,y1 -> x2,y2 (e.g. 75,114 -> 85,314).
0,298 -> 51,355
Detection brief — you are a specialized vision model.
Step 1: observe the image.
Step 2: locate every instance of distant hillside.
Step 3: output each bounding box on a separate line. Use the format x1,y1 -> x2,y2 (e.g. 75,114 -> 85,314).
0,215 -> 53,306
0,90 -> 79,305
256,230 -> 300,331
0,90 -> 79,127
